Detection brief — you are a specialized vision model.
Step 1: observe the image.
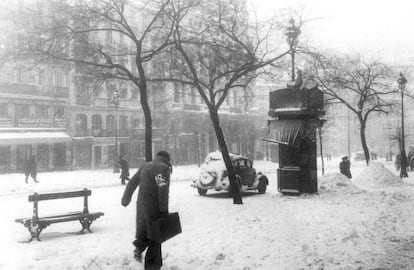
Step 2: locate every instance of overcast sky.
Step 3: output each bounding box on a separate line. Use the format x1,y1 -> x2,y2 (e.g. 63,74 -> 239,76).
249,0 -> 414,66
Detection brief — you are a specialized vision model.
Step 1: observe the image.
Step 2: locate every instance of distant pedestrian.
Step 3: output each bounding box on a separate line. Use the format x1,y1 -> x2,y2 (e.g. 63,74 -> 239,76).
121,151 -> 172,270
119,155 -> 130,185
339,156 -> 352,179
24,155 -> 38,184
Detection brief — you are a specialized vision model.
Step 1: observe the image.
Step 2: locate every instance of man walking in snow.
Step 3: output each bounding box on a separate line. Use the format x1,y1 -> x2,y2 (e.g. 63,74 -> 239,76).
339,156 -> 352,179
121,151 -> 172,270
24,155 -> 39,184
119,155 -> 130,185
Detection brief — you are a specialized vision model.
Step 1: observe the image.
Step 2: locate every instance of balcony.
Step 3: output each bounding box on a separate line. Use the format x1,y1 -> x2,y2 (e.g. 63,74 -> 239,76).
74,128 -> 135,138
88,128 -> 131,137
74,129 -> 89,137
0,82 -> 69,98
50,86 -> 69,98
92,128 -> 105,137
75,95 -> 91,105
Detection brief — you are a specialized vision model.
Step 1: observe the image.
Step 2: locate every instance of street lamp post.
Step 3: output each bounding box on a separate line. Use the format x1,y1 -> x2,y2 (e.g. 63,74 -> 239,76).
398,73 -> 408,178
285,18 -> 301,81
110,91 -> 120,173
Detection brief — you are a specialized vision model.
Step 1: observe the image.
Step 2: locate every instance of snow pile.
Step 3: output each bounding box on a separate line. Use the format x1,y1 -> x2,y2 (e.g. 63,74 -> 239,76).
319,173 -> 358,192
353,162 -> 404,188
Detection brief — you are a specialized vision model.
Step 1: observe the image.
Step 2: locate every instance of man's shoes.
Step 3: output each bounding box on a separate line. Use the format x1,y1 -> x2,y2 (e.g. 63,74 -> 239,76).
133,249 -> 142,262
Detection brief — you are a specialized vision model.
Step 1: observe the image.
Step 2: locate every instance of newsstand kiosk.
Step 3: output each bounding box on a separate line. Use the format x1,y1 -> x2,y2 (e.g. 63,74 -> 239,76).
264,86 -> 325,194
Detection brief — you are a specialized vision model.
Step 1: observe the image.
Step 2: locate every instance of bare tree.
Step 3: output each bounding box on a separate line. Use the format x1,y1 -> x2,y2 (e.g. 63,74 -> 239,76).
157,0 -> 290,204
306,53 -> 398,165
7,0 -> 177,162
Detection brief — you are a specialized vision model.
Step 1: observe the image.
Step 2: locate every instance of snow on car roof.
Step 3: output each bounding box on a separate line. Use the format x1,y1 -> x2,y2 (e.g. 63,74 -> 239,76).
204,151 -> 245,163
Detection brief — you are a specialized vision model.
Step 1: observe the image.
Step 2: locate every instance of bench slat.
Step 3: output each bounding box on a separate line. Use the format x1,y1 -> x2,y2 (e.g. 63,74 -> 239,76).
29,190 -> 91,202
39,212 -> 104,224
15,212 -> 104,225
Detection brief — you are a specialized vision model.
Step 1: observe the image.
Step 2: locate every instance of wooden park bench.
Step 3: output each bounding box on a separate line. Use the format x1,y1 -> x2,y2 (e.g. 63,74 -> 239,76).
15,188 -> 104,242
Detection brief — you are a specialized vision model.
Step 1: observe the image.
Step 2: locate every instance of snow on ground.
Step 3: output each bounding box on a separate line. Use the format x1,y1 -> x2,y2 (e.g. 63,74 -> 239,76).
1,158 -> 414,269
353,162 -> 404,189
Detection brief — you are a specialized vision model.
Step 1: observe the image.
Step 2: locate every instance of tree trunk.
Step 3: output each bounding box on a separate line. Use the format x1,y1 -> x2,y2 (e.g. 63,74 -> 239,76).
209,109 -> 243,204
136,44 -> 153,162
140,83 -> 153,162
359,120 -> 370,166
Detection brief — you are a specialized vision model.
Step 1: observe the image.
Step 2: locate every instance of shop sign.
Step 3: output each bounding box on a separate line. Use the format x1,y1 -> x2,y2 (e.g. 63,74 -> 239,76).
54,119 -> 68,128
0,118 -> 12,128
17,118 -> 52,128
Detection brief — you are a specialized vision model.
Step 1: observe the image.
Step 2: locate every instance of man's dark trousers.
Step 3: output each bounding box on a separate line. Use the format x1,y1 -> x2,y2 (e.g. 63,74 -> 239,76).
134,230 -> 162,270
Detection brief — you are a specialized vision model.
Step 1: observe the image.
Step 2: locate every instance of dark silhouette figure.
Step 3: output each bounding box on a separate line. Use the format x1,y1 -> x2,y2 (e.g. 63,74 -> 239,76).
119,156 -> 130,185
339,156 -> 352,179
121,151 -> 172,270
24,155 -> 38,184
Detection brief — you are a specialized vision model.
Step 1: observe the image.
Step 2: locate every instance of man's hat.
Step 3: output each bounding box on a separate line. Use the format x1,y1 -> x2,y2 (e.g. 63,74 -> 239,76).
156,151 -> 171,162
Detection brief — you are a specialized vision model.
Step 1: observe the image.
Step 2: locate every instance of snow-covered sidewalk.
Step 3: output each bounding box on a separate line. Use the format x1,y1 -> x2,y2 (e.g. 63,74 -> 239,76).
2,158 -> 414,269
0,160 -> 278,196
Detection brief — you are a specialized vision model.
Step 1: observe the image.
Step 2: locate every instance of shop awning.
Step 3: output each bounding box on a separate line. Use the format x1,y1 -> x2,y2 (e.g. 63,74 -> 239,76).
0,131 -> 72,145
263,120 -> 304,146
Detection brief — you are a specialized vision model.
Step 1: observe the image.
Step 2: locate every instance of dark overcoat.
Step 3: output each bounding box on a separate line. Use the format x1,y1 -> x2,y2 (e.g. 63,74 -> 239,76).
24,157 -> 37,176
339,160 -> 352,179
122,156 -> 170,243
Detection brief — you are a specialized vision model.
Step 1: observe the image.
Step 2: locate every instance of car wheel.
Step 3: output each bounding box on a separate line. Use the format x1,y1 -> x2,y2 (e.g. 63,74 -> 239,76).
258,177 -> 267,194
197,188 -> 207,195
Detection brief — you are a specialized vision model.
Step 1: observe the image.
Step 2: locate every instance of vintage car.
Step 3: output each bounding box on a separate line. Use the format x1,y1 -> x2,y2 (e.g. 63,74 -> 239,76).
191,151 -> 269,195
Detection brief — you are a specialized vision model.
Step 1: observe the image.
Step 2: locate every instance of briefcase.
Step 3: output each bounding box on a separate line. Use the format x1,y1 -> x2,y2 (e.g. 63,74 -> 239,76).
149,212 -> 182,243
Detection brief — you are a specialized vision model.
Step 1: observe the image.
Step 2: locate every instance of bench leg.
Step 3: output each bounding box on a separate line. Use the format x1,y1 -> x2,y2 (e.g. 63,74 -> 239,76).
27,224 -> 44,242
79,218 -> 93,233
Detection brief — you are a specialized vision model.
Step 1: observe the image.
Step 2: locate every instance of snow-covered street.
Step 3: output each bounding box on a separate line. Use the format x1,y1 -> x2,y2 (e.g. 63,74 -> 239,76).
1,159 -> 414,269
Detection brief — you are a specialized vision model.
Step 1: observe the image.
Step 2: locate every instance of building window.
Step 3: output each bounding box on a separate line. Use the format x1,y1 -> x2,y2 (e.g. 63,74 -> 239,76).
64,73 -> 70,87
35,105 -> 48,118
55,71 -> 63,86
75,114 -> 87,136
54,106 -> 65,118
15,104 -> 30,118
106,115 -> 115,130
227,91 -> 231,105
15,68 -> 23,83
92,114 -> 102,130
190,87 -> 196,104
119,115 -> 128,130
119,83 -> 128,98
132,118 -> 141,129
174,83 -> 181,103
0,103 -> 8,117
38,69 -> 45,85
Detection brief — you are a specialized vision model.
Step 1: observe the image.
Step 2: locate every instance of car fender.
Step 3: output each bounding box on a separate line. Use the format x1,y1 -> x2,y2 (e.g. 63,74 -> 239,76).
257,173 -> 269,185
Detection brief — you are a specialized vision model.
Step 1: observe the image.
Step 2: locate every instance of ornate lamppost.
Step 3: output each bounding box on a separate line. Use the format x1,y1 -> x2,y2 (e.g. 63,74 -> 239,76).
398,72 -> 408,178
110,91 -> 120,173
285,18 -> 301,81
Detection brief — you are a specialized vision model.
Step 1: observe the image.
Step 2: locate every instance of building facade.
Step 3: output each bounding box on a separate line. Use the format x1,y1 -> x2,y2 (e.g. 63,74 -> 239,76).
0,0 -> 270,173
0,64 -> 72,173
